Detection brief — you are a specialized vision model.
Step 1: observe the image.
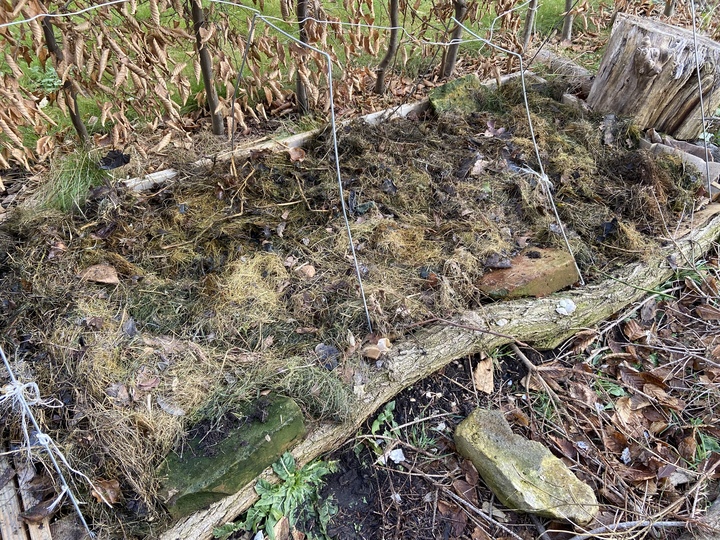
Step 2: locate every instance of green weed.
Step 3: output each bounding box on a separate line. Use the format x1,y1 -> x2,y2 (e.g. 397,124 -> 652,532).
594,376 -> 627,398
213,452 -> 338,540
359,400 -> 399,456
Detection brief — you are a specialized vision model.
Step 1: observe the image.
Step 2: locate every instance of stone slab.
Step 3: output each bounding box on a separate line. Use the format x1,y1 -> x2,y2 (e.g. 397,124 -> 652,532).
455,408 -> 598,525
158,395 -> 306,519
477,247 -> 579,299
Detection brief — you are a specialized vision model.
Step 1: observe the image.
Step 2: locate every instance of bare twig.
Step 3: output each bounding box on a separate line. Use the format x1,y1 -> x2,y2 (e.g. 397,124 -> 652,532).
564,519 -> 687,540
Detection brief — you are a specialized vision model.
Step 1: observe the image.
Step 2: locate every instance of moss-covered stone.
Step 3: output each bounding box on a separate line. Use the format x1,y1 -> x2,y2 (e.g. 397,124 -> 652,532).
455,408 -> 598,525
158,395 -> 305,519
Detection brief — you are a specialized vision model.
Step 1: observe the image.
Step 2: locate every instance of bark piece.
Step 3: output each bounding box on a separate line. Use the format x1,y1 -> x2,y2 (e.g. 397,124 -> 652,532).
587,13 -> 720,140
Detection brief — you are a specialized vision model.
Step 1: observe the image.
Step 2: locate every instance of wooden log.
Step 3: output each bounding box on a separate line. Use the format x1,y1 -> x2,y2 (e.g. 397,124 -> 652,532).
587,13 -> 720,140
160,203 -> 720,540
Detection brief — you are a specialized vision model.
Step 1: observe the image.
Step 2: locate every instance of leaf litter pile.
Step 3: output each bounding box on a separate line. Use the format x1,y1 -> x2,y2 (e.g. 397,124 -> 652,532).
0,79 -> 712,536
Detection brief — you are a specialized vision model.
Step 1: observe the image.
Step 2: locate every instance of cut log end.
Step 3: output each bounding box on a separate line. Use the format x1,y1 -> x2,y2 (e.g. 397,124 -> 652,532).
587,13 -> 720,140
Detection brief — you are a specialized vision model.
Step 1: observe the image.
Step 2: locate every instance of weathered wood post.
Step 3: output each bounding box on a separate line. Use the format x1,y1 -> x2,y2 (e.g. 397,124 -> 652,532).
587,13 -> 720,140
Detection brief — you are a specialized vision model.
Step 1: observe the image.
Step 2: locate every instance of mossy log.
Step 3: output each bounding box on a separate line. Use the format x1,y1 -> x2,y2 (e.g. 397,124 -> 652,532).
161,203 -> 720,540
587,13 -> 720,140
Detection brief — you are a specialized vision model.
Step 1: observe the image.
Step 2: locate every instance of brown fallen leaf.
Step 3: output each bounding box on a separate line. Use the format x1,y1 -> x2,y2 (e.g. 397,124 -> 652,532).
471,526 -> 492,540
48,241 -> 67,259
453,478 -> 478,507
678,436 -> 697,463
460,458 -> 479,487
295,264 -> 316,278
571,329 -> 599,354
78,264 -> 119,284
623,319 -> 647,341
92,478 -> 122,505
106,382 -> 131,406
473,356 -> 494,394
135,367 -> 160,392
437,499 -> 467,537
288,147 -> 306,162
20,496 -> 62,523
362,345 -> 382,360
273,515 -> 290,540
695,304 -> 720,321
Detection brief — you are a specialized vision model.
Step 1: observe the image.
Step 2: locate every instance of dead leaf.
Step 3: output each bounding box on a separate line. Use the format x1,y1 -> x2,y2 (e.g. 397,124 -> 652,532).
152,131 -> 173,153
20,496 -> 62,523
453,479 -> 478,506
640,298 -> 657,323
678,435 -> 697,462
78,264 -> 119,284
567,380 -> 599,409
617,464 -> 655,482
106,383 -> 130,406
460,459 -> 479,486
471,526 -> 492,540
288,147 -> 306,162
295,327 -> 318,334
273,515 -> 290,540
376,337 -> 392,353
135,368 -> 160,392
481,501 -> 508,521
550,435 -> 577,459
571,329 -> 598,354
473,356 -> 494,394
483,119 -> 507,138
84,316 -> 104,330
156,396 -> 185,416
623,319 -> 647,341
295,264 -> 316,278
91,478 -> 121,505
261,335 -> 275,350
48,241 -> 67,259
437,500 -> 467,536
469,158 -> 491,177
362,345 -> 382,360
656,463 -> 677,479
643,383 -> 685,411
603,426 -> 628,453
695,304 -> 720,321
613,396 -> 646,437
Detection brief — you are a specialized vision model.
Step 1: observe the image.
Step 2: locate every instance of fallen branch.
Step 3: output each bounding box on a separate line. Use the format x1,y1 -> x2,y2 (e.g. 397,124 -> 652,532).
161,203 -> 720,540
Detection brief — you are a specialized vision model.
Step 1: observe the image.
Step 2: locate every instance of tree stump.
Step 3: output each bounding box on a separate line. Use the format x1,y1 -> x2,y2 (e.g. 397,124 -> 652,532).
587,13 -> 720,140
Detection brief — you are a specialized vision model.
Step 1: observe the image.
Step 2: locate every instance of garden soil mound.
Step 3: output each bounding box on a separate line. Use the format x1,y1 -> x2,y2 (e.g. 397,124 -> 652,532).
0,79 -> 704,535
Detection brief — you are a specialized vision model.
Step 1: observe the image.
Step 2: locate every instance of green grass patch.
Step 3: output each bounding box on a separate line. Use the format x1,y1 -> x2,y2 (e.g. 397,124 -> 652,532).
36,149 -> 108,213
